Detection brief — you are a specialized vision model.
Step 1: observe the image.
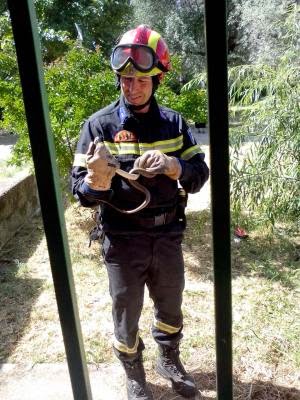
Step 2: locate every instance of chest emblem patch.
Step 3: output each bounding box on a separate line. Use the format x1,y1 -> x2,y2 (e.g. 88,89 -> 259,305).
114,130 -> 137,143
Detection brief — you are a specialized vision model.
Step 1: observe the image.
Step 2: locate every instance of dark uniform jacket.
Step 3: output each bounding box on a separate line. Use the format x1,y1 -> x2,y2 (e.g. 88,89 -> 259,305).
71,95 -> 209,233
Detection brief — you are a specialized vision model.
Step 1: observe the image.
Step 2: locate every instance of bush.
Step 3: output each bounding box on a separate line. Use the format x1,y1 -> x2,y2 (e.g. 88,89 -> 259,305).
156,85 -> 207,124
0,42 -> 207,183
229,57 -> 300,226
0,45 -> 118,180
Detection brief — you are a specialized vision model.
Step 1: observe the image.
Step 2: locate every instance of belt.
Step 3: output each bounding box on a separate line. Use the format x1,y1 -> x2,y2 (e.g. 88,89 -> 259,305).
130,208 -> 177,229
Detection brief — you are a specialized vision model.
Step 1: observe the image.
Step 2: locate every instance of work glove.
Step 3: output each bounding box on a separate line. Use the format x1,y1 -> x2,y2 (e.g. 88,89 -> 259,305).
134,150 -> 182,180
84,139 -> 119,191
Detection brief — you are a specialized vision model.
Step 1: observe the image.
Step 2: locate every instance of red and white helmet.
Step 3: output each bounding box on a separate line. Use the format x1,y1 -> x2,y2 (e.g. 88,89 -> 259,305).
111,25 -> 171,80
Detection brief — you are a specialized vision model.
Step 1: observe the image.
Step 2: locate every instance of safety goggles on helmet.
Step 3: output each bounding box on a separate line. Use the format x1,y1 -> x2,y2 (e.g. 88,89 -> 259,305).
111,44 -> 169,73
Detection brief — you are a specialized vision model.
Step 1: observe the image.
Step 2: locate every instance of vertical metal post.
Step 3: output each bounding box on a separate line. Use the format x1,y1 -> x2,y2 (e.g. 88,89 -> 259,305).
7,1 -> 93,399
204,1 -> 233,399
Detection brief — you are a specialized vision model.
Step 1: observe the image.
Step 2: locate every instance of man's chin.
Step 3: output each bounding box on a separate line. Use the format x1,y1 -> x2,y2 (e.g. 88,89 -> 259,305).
123,94 -> 152,111
128,98 -> 143,105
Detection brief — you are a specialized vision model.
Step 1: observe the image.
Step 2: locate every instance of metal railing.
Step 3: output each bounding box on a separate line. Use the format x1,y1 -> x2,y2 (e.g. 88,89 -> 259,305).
205,1 -> 233,398
7,0 -> 232,398
7,1 -> 92,398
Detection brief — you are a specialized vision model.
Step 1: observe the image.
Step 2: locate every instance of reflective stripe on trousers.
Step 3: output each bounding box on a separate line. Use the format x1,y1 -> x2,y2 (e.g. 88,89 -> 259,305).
102,232 -> 185,358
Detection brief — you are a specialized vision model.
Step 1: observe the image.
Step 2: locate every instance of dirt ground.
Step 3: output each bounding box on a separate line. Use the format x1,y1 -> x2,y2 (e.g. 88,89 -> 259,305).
0,130 -> 211,399
1,131 -> 299,400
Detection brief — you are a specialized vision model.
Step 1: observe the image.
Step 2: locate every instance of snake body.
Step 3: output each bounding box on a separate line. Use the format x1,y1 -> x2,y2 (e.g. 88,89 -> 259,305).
101,167 -> 153,214
93,137 -> 154,214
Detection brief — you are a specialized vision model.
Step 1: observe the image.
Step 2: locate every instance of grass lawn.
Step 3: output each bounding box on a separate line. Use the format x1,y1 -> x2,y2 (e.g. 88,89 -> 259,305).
0,203 -> 299,399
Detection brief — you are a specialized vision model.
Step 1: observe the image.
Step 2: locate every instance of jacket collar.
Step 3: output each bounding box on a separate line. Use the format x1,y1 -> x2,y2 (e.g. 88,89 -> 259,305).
118,95 -> 168,126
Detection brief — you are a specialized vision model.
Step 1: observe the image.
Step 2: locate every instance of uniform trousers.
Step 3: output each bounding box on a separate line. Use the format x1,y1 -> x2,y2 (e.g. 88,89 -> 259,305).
101,231 -> 185,360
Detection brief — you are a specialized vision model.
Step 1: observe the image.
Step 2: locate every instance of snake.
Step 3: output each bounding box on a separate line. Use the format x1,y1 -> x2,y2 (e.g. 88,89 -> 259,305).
111,167 -> 155,214
93,137 -> 154,214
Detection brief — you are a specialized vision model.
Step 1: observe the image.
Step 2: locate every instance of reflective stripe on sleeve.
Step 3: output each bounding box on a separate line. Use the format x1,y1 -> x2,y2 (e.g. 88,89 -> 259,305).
72,136 -> 200,164
73,153 -> 87,168
113,331 -> 140,354
180,144 -> 203,161
154,319 -> 182,334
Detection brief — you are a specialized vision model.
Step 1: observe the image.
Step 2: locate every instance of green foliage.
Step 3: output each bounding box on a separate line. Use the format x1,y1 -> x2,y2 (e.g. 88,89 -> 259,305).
0,13 -> 18,125
156,55 -> 207,123
39,28 -> 72,63
0,13 -> 24,135
34,0 -> 133,61
0,13 -> 17,80
2,1 -> 133,62
231,0 -> 297,64
0,35 -> 206,182
229,55 -> 300,226
130,0 -> 254,72
162,55 -> 184,94
0,45 -> 118,179
157,85 -> 207,124
131,0 -> 206,76
184,4 -> 300,226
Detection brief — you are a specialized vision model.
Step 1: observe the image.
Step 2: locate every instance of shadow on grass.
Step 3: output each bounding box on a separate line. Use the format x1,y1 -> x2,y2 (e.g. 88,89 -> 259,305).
66,202 -> 96,229
69,205 -> 299,289
149,370 -> 300,399
0,214 -> 44,363
184,210 -> 299,289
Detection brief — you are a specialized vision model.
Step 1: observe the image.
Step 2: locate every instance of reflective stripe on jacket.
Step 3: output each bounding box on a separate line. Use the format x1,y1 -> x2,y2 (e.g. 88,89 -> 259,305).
71,95 -> 209,232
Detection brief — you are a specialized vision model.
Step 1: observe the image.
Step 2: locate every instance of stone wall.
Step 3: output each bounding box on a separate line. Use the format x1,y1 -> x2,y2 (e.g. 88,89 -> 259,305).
0,172 -> 40,250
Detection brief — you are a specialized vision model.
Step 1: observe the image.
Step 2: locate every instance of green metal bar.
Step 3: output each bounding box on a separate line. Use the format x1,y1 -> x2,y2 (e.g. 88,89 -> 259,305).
204,0 -> 233,399
7,1 -> 93,399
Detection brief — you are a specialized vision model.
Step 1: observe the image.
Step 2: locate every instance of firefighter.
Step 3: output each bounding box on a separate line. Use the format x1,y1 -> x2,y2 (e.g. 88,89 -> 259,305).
72,25 -> 209,400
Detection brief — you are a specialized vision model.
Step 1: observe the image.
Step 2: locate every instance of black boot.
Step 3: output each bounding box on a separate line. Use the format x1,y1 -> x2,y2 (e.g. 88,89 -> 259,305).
156,344 -> 198,398
121,355 -> 153,400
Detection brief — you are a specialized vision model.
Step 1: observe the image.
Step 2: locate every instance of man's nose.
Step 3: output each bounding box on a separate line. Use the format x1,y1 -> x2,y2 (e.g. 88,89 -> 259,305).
128,79 -> 138,92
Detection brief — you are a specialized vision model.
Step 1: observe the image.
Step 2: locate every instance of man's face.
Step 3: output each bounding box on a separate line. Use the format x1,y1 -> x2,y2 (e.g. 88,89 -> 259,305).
120,76 -> 153,110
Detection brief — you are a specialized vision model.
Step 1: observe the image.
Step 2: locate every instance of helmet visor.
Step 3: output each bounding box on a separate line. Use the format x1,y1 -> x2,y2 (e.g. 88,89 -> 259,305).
111,44 -> 160,73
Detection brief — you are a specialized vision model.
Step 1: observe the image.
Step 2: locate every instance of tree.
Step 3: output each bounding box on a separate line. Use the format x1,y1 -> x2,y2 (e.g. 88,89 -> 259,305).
183,3 -> 299,225
131,0 -> 206,79
130,0 -> 251,78
230,0 -> 298,65
2,1 -> 133,62
229,4 -> 300,225
0,45 -> 118,180
37,0 -> 133,60
0,11 -> 18,122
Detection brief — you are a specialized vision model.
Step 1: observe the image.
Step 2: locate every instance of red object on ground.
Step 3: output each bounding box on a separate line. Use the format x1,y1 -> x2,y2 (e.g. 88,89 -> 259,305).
234,227 -> 249,239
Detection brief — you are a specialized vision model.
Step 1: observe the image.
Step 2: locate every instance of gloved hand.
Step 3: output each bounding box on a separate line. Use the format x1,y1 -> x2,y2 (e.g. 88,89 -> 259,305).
134,150 -> 182,180
84,139 -> 119,190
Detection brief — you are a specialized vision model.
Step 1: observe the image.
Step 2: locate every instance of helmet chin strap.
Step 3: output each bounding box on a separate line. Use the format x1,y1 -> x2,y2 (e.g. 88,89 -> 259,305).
125,95 -> 153,111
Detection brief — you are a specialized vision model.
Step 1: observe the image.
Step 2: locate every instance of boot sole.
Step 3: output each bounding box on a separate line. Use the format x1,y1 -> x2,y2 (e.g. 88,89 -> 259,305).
156,365 -> 198,398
